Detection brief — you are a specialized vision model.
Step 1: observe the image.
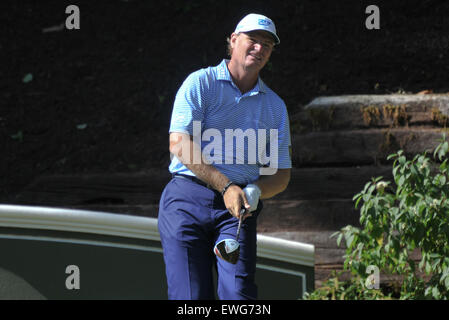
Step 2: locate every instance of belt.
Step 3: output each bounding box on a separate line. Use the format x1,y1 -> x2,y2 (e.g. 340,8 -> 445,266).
173,174 -> 246,190
173,174 -> 213,189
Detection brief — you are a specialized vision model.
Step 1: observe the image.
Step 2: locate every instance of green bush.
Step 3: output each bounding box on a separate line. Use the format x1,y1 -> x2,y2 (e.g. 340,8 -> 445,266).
306,136 -> 449,300
305,270 -> 391,300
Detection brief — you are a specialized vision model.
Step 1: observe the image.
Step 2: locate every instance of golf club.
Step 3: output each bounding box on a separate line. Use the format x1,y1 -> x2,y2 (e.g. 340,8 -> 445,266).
213,208 -> 246,264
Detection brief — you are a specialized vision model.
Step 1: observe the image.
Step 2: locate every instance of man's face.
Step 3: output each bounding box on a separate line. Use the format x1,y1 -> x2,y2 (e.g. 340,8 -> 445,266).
229,30 -> 275,71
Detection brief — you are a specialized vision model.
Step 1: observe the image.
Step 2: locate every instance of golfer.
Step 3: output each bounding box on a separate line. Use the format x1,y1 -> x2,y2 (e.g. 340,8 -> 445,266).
158,13 -> 292,300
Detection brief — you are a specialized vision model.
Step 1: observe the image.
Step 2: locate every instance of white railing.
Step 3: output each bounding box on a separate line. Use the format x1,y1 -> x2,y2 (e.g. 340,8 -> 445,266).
0,204 -> 314,268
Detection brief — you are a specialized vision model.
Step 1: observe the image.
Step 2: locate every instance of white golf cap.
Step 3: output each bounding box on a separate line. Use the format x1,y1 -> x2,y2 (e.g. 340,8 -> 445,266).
234,13 -> 280,45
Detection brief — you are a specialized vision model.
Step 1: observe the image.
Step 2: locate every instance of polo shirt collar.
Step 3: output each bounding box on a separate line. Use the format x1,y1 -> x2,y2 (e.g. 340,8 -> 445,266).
217,59 -> 266,94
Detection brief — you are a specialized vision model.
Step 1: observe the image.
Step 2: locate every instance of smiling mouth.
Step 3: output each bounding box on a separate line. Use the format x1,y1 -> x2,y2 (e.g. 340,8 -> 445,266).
248,54 -> 262,61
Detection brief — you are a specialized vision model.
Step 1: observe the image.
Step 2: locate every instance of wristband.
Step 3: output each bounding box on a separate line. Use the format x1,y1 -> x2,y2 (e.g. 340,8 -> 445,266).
221,181 -> 235,196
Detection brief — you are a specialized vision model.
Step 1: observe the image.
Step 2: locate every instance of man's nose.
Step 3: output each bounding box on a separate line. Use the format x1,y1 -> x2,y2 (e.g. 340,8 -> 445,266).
253,42 -> 263,52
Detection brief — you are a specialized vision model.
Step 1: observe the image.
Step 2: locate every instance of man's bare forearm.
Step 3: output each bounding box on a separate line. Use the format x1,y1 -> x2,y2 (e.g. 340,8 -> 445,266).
169,132 -> 230,192
185,162 -> 231,192
254,168 -> 291,199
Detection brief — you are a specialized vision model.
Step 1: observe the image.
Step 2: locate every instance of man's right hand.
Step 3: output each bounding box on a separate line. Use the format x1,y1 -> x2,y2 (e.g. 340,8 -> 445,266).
222,184 -> 251,220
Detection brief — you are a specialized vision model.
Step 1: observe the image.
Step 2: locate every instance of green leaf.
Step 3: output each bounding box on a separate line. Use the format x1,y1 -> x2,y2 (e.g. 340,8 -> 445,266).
387,153 -> 397,160
330,231 -> 340,239
389,207 -> 399,217
362,181 -> 372,193
440,160 -> 448,172
360,212 -> 366,226
425,261 -> 432,274
418,202 -> 426,215
419,257 -> 426,271
398,175 -> 405,187
22,73 -> 33,83
432,286 -> 440,299
352,193 -> 362,201
10,130 -> 24,142
410,164 -> 417,176
346,233 -> 355,248
354,196 -> 362,209
393,165 -> 399,178
438,142 -> 449,161
429,253 -> 441,259
337,233 -> 343,247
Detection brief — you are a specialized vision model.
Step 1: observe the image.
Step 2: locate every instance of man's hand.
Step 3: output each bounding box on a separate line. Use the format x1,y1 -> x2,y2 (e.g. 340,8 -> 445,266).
243,184 -> 262,212
222,185 -> 251,220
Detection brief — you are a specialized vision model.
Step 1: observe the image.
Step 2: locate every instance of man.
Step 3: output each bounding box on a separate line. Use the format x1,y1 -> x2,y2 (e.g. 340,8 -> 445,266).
158,13 -> 292,300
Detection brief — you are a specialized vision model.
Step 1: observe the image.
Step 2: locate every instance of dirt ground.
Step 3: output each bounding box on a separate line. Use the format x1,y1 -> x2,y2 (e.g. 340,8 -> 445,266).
2,0 -> 449,202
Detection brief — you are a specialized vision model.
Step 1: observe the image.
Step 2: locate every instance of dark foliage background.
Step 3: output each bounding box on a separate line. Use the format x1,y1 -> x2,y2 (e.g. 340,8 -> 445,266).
1,0 -> 448,202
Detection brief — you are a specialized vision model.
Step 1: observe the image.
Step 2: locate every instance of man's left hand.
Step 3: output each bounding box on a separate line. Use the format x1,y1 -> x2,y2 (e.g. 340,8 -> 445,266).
243,184 -> 262,213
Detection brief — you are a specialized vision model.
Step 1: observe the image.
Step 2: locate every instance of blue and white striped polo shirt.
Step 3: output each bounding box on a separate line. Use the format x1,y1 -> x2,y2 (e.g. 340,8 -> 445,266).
168,59 -> 291,185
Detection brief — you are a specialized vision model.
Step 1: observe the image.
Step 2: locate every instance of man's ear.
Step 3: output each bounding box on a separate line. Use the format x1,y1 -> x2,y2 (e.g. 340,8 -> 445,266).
230,32 -> 239,48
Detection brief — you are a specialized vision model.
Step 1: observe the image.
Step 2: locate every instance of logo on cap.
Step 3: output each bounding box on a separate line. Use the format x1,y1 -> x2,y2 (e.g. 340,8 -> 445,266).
258,19 -> 271,26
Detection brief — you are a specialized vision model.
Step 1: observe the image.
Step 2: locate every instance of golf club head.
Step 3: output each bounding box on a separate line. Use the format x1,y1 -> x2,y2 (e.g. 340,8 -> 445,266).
213,208 -> 246,264
214,239 -> 240,264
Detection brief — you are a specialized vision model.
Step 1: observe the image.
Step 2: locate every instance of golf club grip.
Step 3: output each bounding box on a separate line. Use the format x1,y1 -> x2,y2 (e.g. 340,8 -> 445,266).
235,208 -> 245,241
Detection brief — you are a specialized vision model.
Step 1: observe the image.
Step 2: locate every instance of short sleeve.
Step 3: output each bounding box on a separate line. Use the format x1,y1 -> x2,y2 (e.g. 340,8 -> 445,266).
277,103 -> 292,169
169,71 -> 207,135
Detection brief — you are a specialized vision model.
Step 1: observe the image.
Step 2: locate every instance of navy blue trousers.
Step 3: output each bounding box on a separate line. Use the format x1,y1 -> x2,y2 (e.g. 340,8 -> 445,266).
158,175 -> 262,300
